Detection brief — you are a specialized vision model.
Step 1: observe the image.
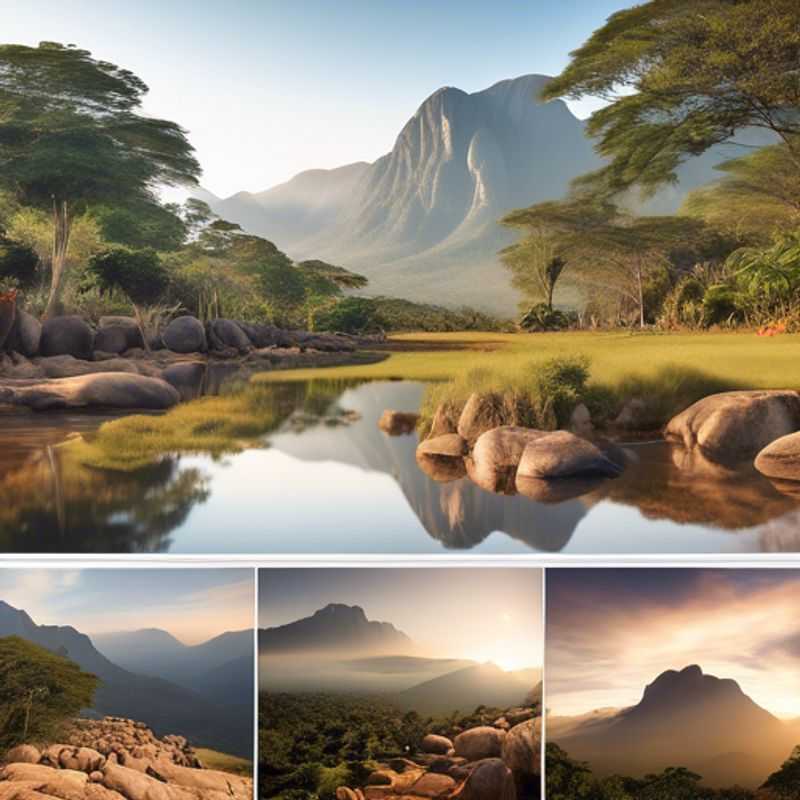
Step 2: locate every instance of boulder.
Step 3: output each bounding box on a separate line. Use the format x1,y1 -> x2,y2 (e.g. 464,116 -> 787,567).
94,326 -> 130,355
407,771 -> 456,798
366,770 -> 393,786
755,431 -> 800,481
206,319 -> 252,354
59,746 -> 106,773
501,720 -> 539,776
416,451 -> 467,482
516,430 -> 623,480
429,402 -> 460,438
101,763 -> 177,800
5,744 -> 41,764
2,761 -> 88,789
161,362 -> 207,402
570,403 -> 593,436
421,734 -> 454,756
457,758 -> 516,800
515,474 -> 603,503
454,726 -> 506,761
98,316 -> 145,350
613,397 -> 651,430
417,434 -> 467,458
336,789 -> 360,800
37,354 -> 141,378
457,393 -> 507,443
665,390 -> 800,463
0,291 -> 15,351
6,309 -> 42,357
162,316 -> 207,354
469,427 -> 546,493
40,315 -> 94,360
378,409 -> 420,436
0,372 -> 180,410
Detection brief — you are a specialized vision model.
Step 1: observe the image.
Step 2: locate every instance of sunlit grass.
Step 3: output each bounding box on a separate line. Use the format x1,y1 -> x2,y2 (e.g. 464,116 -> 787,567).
193,748 -> 253,777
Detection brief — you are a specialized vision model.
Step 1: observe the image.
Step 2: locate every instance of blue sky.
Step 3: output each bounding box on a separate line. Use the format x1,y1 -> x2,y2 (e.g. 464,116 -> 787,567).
2,0 -> 629,195
0,568 -> 254,644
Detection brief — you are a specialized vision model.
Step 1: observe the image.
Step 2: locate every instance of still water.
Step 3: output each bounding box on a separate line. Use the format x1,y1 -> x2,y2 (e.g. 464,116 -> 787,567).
1,380 -> 798,555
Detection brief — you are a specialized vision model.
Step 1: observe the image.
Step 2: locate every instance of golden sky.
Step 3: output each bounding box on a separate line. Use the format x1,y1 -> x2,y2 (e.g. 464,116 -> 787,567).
547,569 -> 800,718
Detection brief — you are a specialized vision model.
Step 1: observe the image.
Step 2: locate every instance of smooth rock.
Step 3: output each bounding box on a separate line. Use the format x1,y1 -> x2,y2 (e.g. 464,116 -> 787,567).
421,734 -> 454,756
5,744 -> 41,764
40,315 -> 94,360
416,434 -> 467,458
408,771 -> 455,798
7,309 -> 42,357
457,393 -> 507,443
429,401 -> 460,437
0,372 -> 180,410
755,431 -> 800,481
457,758 -> 516,800
378,409 -> 420,436
162,316 -> 207,354
469,427 -> 546,493
207,319 -> 252,353
502,720 -> 539,776
665,390 -> 800,463
516,430 -> 622,480
454,726 -> 506,761
94,326 -> 132,355
569,402 -> 593,436
161,362 -> 207,402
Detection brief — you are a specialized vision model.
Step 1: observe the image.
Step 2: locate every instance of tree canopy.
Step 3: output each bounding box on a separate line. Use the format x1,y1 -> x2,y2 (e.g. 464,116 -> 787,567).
542,0 -> 800,199
0,636 -> 98,749
0,42 -> 200,316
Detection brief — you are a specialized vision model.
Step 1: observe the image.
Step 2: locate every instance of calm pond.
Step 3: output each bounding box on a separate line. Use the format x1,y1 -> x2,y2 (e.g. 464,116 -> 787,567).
1,379 -> 799,555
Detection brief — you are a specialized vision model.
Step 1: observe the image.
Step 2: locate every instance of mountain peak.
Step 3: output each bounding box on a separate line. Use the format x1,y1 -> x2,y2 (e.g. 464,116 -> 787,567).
315,603 -> 368,622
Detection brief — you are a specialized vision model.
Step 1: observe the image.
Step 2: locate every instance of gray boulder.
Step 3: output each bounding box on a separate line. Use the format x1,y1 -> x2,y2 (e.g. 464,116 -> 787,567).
516,430 -> 622,480
162,315 -> 207,353
665,390 -> 800,463
755,431 -> 800,481
207,318 -> 252,353
6,309 -> 41,357
468,426 -> 546,493
40,315 -> 94,360
454,726 -> 506,761
0,372 -> 180,410
161,362 -> 207,402
94,325 -> 130,355
502,720 -> 539,776
98,316 -> 144,350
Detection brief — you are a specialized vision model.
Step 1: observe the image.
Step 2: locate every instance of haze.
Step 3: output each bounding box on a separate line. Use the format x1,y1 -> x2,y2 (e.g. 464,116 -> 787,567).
260,567 -> 543,670
1,0 -> 629,196
547,569 -> 800,718
0,569 -> 254,645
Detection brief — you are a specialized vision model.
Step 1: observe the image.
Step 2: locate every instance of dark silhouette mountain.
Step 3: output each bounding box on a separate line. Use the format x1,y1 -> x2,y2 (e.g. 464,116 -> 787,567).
0,601 -> 252,757
259,603 -> 412,655
556,665 -> 795,787
396,661 -> 535,715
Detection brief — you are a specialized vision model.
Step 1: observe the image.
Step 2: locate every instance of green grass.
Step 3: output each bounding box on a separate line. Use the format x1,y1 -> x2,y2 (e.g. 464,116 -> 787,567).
67,388 -> 284,471
193,748 -> 253,777
251,330 -> 800,389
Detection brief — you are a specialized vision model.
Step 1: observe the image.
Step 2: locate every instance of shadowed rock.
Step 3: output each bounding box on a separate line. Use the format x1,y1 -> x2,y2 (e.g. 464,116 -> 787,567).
40,316 -> 94,360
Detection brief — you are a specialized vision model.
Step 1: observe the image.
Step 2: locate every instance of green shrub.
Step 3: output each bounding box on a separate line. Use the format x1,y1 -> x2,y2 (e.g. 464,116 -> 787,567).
702,284 -> 740,327
312,297 -> 385,334
519,303 -> 569,332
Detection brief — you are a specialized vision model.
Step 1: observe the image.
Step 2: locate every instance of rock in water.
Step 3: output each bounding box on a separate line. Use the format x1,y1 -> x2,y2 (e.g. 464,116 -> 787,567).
469,426 -> 546,492
0,372 -> 180,410
161,361 -> 207,402
378,409 -> 420,435
755,431 -> 800,481
207,318 -> 252,353
40,315 -> 94,360
516,430 -> 622,479
665,390 -> 800,463
417,434 -> 468,458
454,726 -> 506,761
457,393 -> 507,443
162,315 -> 207,353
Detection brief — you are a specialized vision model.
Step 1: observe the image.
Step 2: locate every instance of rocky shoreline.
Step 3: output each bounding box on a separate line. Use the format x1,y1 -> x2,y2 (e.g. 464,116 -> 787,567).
0,311 -> 386,411
0,716 -> 252,800
336,705 -> 540,800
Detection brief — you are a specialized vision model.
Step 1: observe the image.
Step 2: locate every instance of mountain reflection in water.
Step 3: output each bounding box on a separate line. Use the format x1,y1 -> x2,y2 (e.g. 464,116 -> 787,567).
0,380 -> 799,554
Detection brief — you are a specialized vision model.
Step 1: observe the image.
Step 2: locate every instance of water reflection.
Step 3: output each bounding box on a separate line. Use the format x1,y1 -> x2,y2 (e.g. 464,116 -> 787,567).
0,380 -> 799,554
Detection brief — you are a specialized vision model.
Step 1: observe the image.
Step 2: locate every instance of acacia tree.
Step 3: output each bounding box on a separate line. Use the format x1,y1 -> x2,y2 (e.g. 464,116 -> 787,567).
0,42 -> 200,318
505,197 -> 708,327
499,227 -> 566,312
542,0 -> 800,199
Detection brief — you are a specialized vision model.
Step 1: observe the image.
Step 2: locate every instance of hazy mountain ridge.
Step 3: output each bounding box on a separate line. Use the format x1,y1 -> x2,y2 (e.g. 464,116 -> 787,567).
554,665 -> 796,788
0,601 -> 252,757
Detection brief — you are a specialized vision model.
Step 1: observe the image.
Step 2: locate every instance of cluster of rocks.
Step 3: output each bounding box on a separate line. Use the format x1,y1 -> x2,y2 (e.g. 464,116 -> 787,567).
381,394 -> 626,501
662,389 -> 800,491
0,716 -> 252,800
337,708 -> 540,800
0,312 -> 384,411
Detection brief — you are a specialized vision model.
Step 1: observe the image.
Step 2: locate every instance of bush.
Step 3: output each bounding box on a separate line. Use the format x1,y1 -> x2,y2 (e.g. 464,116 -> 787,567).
702,284 -> 740,327
519,303 -> 569,332
0,636 -> 98,749
311,297 -> 385,334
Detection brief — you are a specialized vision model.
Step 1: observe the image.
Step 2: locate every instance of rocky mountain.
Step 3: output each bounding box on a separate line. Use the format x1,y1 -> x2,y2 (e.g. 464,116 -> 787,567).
202,74 -> 600,313
554,665 -> 794,787
0,601 -> 252,757
396,662 -> 537,715
259,603 -> 413,655
201,74 -> 774,315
